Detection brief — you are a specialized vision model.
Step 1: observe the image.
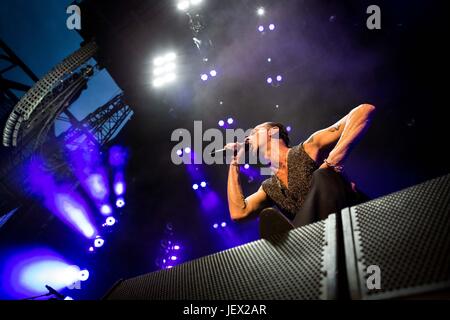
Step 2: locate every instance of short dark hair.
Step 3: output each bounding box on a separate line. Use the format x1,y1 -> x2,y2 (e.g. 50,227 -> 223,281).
264,122 -> 290,147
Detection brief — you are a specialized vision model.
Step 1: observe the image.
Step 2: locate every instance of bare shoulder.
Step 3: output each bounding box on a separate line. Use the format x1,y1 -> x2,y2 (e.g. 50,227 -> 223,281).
300,140 -> 320,162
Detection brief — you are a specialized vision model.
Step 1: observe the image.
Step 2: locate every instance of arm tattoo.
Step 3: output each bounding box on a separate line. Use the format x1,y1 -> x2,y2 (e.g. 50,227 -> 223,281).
328,124 -> 341,133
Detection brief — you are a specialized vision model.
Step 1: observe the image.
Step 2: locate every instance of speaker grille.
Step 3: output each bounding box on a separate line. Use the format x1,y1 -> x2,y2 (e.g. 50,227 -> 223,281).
105,216 -> 336,300
343,174 -> 450,299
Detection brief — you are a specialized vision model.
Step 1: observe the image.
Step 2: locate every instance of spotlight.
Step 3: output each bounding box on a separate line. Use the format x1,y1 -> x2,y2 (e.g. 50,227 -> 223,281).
191,0 -> 203,5
192,184 -> 199,190
210,70 -> 217,77
116,198 -> 125,208
267,77 -> 273,84
166,265 -> 173,269
257,7 -> 265,16
201,74 -> 208,81
173,245 -> 180,250
106,217 -> 116,226
269,24 -> 275,31
64,296 -> 74,300
176,149 -> 183,156
94,237 -> 104,248
286,126 -> 292,132
88,247 -> 94,252
218,120 -> 225,127
152,52 -> 178,88
177,1 -> 190,11
170,256 -> 178,261
244,164 -> 250,169
227,118 -> 234,125
221,222 -> 227,228
79,269 -> 89,281
258,25 -> 264,32
184,147 -> 191,154
200,181 -> 207,188
267,58 -> 272,62
276,75 -> 283,82
100,204 -> 112,215
213,223 -> 219,229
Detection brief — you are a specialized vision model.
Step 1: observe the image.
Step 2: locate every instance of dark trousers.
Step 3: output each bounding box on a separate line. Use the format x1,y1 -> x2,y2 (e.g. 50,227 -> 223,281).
259,168 -> 369,238
292,168 -> 368,227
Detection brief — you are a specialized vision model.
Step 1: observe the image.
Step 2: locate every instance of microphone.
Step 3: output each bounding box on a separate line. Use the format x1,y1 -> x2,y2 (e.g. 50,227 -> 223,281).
45,285 -> 65,300
210,140 -> 249,156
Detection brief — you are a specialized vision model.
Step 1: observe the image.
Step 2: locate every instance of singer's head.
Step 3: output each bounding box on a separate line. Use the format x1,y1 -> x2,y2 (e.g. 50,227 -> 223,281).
247,122 -> 290,157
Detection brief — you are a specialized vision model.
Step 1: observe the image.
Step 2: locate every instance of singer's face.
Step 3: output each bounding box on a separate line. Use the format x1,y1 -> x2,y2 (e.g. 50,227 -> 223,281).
247,124 -> 271,155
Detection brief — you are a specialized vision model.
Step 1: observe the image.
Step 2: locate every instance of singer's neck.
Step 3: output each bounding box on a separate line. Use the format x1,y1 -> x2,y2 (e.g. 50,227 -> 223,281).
267,144 -> 290,173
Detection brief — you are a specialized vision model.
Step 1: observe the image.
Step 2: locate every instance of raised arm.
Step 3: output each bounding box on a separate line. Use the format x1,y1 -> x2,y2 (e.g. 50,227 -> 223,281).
226,143 -> 270,221
303,104 -> 376,166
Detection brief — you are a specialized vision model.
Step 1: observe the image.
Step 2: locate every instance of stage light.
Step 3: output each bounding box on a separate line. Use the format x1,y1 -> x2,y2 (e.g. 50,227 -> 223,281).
258,25 -> 264,32
191,0 -> 203,6
170,256 -> 178,261
100,204 -> 112,215
192,184 -> 199,190
200,181 -> 207,188
173,245 -> 180,250
64,296 -> 74,300
267,58 -> 272,62
213,223 -> 219,229
276,75 -> 283,82
116,198 -> 125,208
94,237 -> 104,248
152,52 -> 178,88
219,101 -> 224,105
88,247 -> 94,252
201,74 -> 208,81
269,23 -> 275,31
267,77 -> 273,84
184,147 -> 191,154
54,194 -> 96,238
166,265 -> 173,269
114,182 -> 125,196
221,222 -> 227,227
210,70 -> 217,77
257,7 -> 265,16
176,149 -> 183,156
227,118 -> 234,125
218,120 -> 225,127
286,126 -> 292,132
79,269 -> 89,281
86,173 -> 109,201
244,164 -> 250,169
106,217 -> 116,226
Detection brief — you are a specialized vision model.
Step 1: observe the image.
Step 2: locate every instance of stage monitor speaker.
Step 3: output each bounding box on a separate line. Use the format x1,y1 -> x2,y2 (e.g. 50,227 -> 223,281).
104,214 -> 337,300
342,174 -> 450,299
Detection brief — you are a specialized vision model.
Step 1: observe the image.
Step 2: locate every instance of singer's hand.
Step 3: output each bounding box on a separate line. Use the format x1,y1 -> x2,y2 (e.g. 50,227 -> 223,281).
224,142 -> 246,164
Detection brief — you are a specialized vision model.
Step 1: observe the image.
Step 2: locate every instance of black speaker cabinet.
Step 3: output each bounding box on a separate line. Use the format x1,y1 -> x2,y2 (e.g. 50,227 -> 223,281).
105,214 -> 337,300
342,174 -> 450,299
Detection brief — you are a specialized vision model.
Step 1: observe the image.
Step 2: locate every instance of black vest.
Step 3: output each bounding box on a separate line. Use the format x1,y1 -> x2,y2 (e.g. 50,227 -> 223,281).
261,143 -> 319,219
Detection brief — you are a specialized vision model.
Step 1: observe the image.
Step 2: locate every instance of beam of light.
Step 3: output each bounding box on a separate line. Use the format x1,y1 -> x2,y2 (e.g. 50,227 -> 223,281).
54,194 -> 96,238
109,146 -> 128,168
100,204 -> 112,215
0,248 -> 84,299
85,172 -> 109,201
